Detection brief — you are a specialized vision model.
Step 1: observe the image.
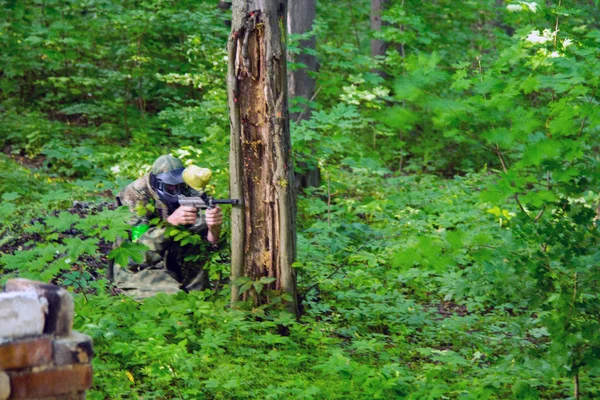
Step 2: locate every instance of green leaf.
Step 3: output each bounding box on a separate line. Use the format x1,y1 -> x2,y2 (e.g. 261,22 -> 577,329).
450,68 -> 472,91
482,127 -> 516,147
519,75 -> 540,94
79,207 -> 131,241
233,276 -> 251,286
553,167 -> 580,183
64,237 -> 99,259
46,212 -> 81,232
0,250 -> 38,271
520,191 -> 557,208
512,380 -> 540,399
39,190 -> 72,205
446,230 -> 465,251
379,106 -> 419,130
0,203 -> 17,219
2,192 -> 20,201
108,241 -> 149,267
239,281 -> 253,295
41,257 -> 72,282
520,140 -> 561,166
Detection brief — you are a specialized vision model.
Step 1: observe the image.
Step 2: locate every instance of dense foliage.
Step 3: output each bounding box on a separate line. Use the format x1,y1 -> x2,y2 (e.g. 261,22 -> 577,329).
1,0 -> 599,398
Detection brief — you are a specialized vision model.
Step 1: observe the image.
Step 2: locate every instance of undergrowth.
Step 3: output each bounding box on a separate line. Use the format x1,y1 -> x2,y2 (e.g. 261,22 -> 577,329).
1,154 -> 598,398
1,0 -> 600,398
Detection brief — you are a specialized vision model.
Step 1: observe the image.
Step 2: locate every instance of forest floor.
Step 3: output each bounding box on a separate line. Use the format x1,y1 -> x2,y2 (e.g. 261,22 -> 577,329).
1,152 -> 596,399
0,200 -> 116,287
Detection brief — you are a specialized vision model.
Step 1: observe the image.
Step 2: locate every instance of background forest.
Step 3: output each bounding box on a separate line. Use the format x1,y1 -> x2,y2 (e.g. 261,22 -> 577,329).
1,0 -> 600,398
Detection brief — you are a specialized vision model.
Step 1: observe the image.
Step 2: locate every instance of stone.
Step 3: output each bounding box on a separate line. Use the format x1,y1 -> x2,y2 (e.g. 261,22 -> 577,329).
0,292 -> 47,340
0,372 -> 9,400
0,337 -> 52,370
53,333 -> 94,366
8,364 -> 92,399
4,279 -> 74,337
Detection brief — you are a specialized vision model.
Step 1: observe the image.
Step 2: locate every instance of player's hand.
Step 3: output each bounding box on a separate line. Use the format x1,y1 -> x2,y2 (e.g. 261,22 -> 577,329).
205,206 -> 223,229
206,206 -> 223,244
167,205 -> 198,226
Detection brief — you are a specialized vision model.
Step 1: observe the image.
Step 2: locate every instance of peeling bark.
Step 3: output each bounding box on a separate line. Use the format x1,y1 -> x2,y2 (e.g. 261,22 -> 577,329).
228,0 -> 297,315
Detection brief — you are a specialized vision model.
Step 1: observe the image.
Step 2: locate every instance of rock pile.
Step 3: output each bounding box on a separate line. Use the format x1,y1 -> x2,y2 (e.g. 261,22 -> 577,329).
0,279 -> 93,400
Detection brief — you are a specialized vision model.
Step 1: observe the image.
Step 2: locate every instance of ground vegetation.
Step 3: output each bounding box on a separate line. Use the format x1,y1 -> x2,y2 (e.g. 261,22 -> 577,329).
1,0 -> 599,398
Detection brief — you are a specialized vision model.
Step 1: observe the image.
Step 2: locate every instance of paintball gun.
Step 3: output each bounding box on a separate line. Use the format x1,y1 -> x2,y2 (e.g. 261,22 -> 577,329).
178,165 -> 240,210
178,193 -> 240,210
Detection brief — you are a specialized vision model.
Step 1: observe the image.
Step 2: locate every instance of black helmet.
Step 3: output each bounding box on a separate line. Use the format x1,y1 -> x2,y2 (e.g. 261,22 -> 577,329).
149,155 -> 186,208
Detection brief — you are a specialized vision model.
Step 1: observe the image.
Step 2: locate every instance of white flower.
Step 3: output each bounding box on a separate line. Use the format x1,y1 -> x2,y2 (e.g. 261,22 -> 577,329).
110,165 -> 121,174
524,2 -> 538,12
363,93 -> 376,101
562,38 -> 573,48
507,1 -> 538,13
526,30 -> 546,44
525,29 -> 555,44
549,51 -> 561,58
373,87 -> 390,97
65,258 -> 72,264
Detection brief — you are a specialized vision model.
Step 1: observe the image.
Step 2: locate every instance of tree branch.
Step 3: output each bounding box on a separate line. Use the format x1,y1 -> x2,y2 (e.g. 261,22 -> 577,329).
494,144 -> 529,216
295,85 -> 321,124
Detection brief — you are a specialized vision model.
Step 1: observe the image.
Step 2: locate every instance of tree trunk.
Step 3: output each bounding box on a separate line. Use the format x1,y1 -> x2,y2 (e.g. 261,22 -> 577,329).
218,1 -> 233,27
371,0 -> 388,76
287,0 -> 320,188
228,0 -> 298,315
287,0 -> 317,119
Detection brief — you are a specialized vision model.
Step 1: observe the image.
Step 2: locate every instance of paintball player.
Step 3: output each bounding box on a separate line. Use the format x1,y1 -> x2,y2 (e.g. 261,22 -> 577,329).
109,155 -> 223,299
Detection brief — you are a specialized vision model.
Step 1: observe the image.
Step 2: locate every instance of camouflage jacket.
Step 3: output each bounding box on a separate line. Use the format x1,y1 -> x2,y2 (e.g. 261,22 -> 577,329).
117,174 -> 171,222
116,174 -> 207,252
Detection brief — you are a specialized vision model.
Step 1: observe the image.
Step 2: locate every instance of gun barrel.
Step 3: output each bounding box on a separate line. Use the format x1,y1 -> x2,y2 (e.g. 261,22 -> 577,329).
212,199 -> 240,205
178,199 -> 206,205
178,196 -> 241,209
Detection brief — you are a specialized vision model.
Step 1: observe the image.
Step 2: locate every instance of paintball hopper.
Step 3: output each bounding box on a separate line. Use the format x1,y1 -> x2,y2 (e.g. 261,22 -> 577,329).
182,165 -> 212,191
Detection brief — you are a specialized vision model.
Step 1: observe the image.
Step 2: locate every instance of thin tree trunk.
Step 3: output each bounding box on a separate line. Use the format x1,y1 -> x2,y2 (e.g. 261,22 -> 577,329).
228,0 -> 298,316
371,0 -> 388,58
123,76 -> 131,138
287,0 -> 317,119
347,0 -> 361,51
61,11 -> 70,77
136,36 -> 146,126
287,0 -> 319,188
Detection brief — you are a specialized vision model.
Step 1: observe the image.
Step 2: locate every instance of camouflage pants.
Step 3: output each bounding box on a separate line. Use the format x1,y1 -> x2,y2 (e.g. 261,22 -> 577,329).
112,232 -> 210,300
